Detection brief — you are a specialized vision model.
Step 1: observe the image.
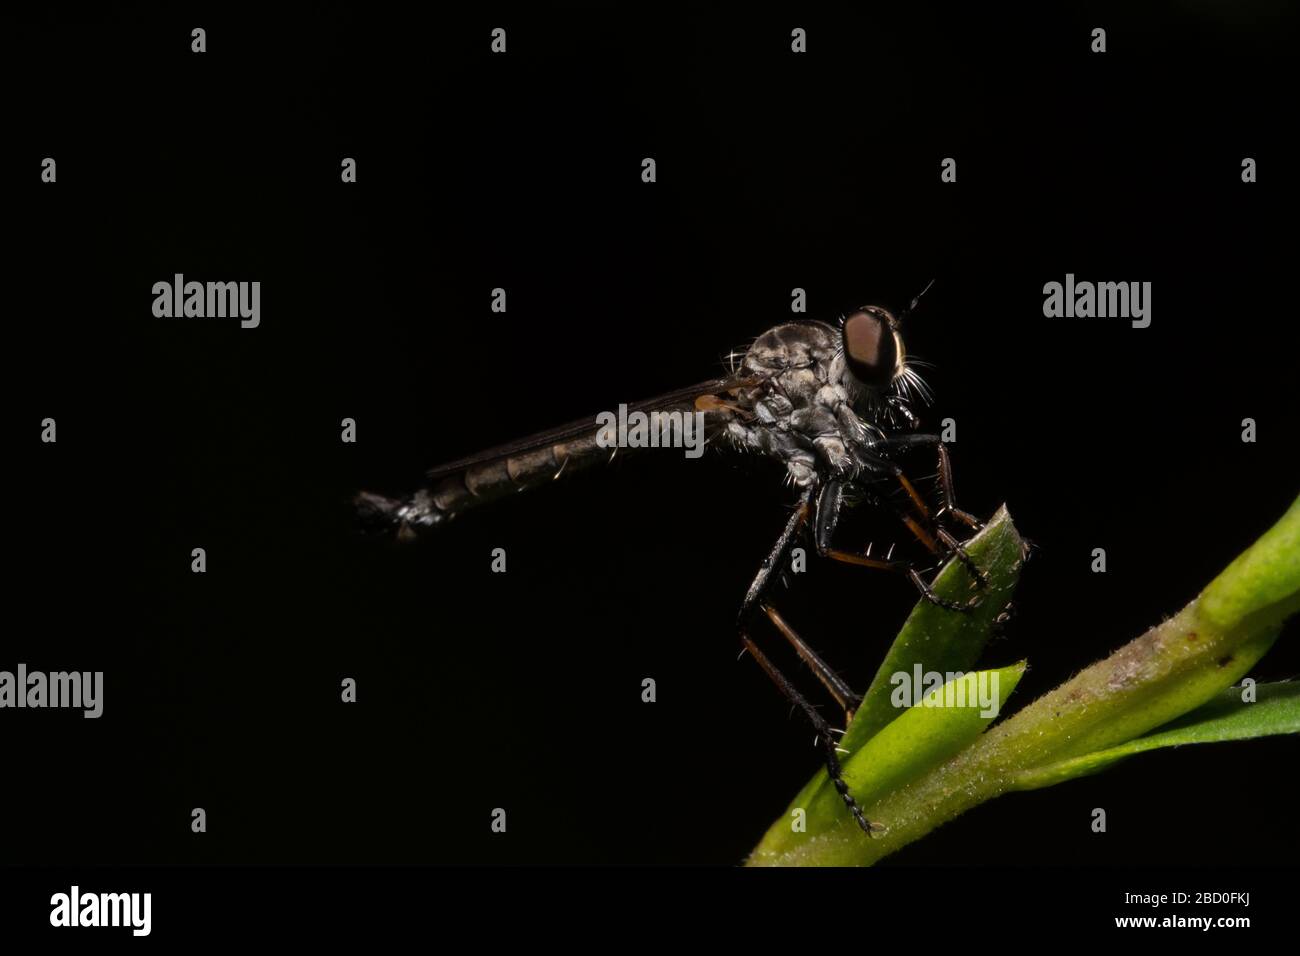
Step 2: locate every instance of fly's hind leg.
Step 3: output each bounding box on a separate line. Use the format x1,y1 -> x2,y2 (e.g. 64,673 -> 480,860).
737,484 -> 876,835
740,485 -> 861,721
740,631 -> 880,836
759,603 -> 860,721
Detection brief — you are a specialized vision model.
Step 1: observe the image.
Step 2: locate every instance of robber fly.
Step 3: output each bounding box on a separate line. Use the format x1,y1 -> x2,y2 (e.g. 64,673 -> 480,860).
356,286 -> 987,835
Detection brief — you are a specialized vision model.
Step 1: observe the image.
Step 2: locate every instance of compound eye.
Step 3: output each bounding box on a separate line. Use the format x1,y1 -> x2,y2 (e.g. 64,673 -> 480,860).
842,309 -> 899,387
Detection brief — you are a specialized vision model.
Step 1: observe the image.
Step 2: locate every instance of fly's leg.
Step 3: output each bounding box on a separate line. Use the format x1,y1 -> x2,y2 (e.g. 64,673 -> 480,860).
891,474 -> 985,590
740,631 -> 880,836
934,441 -> 982,531
853,440 -> 987,592
821,543 -> 974,612
738,489 -> 814,622
891,504 -> 984,610
874,434 -> 983,530
824,546 -> 977,613
903,564 -> 978,612
740,486 -> 861,719
760,603 -> 860,721
815,477 -> 981,613
738,484 -> 876,835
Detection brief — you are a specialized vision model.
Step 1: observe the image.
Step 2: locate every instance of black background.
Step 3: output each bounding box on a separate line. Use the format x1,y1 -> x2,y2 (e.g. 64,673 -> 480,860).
7,3 -> 1297,870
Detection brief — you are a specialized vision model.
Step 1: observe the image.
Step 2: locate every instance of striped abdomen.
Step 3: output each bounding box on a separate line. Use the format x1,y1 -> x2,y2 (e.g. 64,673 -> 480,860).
356,395 -> 726,539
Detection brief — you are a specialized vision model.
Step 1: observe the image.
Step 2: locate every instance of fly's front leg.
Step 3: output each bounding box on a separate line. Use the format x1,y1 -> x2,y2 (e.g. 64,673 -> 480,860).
856,439 -> 987,593
934,440 -> 982,531
890,462 -> 984,588
821,534 -> 978,612
816,475 -> 981,613
874,434 -> 983,531
892,504 -> 985,609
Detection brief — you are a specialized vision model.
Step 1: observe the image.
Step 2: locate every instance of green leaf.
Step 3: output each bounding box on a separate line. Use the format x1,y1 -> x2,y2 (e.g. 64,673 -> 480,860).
751,663 -> 1025,864
814,663 -> 1025,823
748,498 -> 1300,867
1201,496 -> 1300,632
778,506 -> 1025,823
845,506 -> 1025,753
1011,681 -> 1300,790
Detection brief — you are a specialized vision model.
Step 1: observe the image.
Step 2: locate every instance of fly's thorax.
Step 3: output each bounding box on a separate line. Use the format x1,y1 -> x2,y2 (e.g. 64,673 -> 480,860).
741,321 -> 840,377
738,321 -> 841,411
740,319 -> 900,417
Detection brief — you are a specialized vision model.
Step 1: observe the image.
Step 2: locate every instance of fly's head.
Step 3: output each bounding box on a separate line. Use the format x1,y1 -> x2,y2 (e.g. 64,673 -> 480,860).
838,305 -> 931,427
841,306 -> 904,389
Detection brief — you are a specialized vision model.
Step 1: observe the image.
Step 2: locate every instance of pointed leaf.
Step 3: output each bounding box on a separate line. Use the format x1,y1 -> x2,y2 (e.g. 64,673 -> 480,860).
781,507 -> 1025,819
845,505 -> 1024,754
1201,497 -> 1300,631
749,497 -> 1300,867
753,663 -> 1025,857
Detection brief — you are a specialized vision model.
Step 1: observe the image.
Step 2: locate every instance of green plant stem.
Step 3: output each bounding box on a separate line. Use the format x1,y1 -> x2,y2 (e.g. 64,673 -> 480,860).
749,497 -> 1299,866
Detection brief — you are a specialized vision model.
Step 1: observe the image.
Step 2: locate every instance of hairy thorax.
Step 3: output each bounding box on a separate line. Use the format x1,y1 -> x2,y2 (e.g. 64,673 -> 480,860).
726,322 -> 875,488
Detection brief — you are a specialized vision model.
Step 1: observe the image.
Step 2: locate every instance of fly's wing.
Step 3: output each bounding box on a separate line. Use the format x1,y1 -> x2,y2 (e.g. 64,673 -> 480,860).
357,376 -> 754,538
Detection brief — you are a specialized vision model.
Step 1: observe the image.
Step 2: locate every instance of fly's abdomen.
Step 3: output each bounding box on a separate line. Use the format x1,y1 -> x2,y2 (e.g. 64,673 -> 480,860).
431,432 -> 611,519
356,379 -> 740,539
356,415 -> 680,539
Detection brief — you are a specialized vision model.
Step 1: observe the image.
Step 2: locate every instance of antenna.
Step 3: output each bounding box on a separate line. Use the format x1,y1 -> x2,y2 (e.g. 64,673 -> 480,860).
899,278 -> 936,323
